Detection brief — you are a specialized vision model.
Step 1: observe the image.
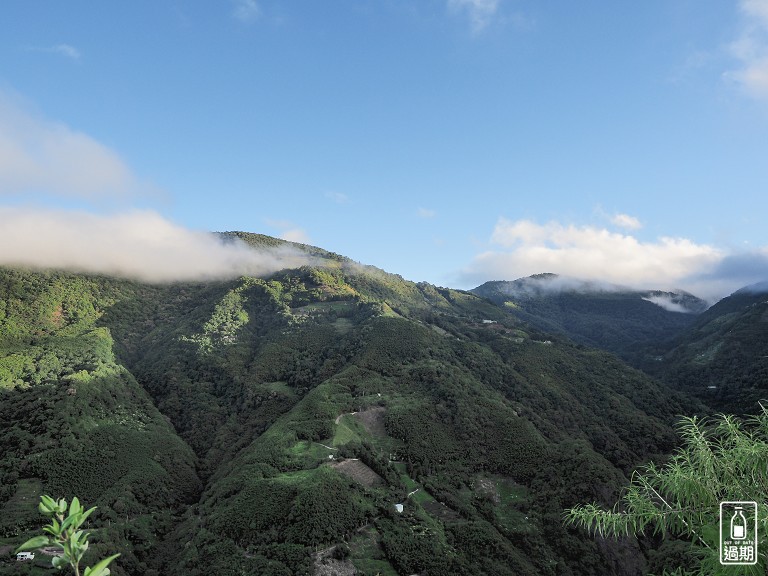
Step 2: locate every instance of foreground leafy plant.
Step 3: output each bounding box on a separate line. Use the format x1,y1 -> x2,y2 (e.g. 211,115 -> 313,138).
564,409 -> 768,575
16,495 -> 119,576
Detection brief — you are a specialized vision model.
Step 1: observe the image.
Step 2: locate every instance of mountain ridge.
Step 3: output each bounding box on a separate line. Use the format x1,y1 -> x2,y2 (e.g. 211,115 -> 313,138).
644,281 -> 768,415
0,233 -> 707,575
470,274 -> 708,365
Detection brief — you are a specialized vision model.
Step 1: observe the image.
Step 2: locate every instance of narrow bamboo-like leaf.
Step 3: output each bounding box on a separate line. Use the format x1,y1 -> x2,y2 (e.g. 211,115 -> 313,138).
69,497 -> 81,517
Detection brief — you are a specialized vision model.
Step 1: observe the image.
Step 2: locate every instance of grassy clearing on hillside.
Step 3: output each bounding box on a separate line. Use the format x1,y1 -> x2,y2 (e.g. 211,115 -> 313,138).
289,440 -> 333,463
332,317 -> 354,334
352,407 -> 386,437
1,479 -> 42,522
330,459 -> 384,488
290,301 -> 356,322
389,468 -> 431,506
272,468 -> 317,484
692,341 -> 724,365
475,477 -> 535,533
332,414 -> 363,446
348,526 -> 399,576
392,462 -> 417,491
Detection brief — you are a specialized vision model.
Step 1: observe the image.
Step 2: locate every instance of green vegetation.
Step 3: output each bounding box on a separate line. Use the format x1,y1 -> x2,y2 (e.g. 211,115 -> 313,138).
566,409 -> 768,574
0,235 -> 718,575
347,526 -> 398,576
645,286 -> 768,415
0,269 -> 200,576
472,277 -> 706,365
16,496 -> 119,576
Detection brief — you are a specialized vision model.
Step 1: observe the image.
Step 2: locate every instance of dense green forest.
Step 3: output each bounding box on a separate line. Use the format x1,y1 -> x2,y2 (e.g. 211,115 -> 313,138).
642,282 -> 768,415
0,270 -> 200,575
473,275 -> 768,419
472,275 -> 707,365
0,235 -> 714,575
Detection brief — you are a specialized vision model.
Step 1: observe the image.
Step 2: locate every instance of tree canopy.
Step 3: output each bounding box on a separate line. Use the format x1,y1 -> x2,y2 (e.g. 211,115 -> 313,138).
565,406 -> 768,575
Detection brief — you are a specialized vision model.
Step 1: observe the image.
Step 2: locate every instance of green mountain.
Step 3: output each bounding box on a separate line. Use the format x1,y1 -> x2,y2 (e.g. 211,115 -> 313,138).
0,270 -> 201,575
0,235 -> 702,575
471,274 -> 707,364
645,281 -> 768,415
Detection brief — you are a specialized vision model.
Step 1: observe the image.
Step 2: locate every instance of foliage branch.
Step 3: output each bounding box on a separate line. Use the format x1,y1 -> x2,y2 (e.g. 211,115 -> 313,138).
564,407 -> 768,575
15,495 -> 119,576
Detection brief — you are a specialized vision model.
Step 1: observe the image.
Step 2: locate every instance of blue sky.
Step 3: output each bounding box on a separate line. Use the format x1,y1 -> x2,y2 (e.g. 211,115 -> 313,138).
1,0 -> 768,301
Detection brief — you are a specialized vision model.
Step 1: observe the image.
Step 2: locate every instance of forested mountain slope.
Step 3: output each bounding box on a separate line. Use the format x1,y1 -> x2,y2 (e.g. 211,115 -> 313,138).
645,282 -> 768,415
0,234 -> 702,575
472,275 -> 706,365
0,270 -> 200,575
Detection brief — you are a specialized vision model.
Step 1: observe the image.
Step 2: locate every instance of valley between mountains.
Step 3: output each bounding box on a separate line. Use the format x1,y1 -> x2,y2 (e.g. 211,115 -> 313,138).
1,233 -> 765,576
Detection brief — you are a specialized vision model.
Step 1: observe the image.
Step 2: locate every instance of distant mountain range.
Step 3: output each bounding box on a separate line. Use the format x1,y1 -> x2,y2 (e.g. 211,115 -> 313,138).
471,274 -> 708,364
471,273 -> 768,416
471,273 -> 768,417
645,281 -> 768,415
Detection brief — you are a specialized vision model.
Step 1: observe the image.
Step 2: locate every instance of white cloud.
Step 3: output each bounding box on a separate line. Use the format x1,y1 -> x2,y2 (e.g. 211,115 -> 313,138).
417,207 -> 436,219
610,213 -> 643,230
0,91 -> 153,200
641,295 -> 692,314
743,0 -> 768,27
233,0 -> 260,23
266,219 -> 311,244
448,0 -> 499,32
462,218 -> 728,298
280,228 -> 311,244
23,44 -> 81,60
52,44 -> 81,60
726,0 -> 768,100
0,207 -> 313,283
325,191 -> 349,204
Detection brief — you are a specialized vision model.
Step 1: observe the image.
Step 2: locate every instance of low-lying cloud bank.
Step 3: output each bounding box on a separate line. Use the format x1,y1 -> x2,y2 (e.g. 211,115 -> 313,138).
0,207 -> 313,283
0,93 -> 314,283
641,295 -> 697,314
461,218 -> 768,304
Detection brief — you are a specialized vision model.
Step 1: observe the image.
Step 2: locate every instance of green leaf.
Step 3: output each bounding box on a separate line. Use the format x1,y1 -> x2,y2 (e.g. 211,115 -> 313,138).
80,506 -> 97,524
69,496 -> 81,517
83,554 -> 120,576
40,494 -> 57,515
42,517 -> 60,535
52,555 -> 69,570
15,535 -> 50,552
61,512 -> 81,532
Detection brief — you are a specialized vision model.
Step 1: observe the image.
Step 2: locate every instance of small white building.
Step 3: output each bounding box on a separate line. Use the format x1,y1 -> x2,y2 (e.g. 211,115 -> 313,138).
394,503 -> 404,513
16,552 -> 35,561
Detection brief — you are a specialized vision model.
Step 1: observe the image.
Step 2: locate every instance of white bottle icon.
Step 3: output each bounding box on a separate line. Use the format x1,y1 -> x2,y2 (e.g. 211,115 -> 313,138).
731,506 -> 747,540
